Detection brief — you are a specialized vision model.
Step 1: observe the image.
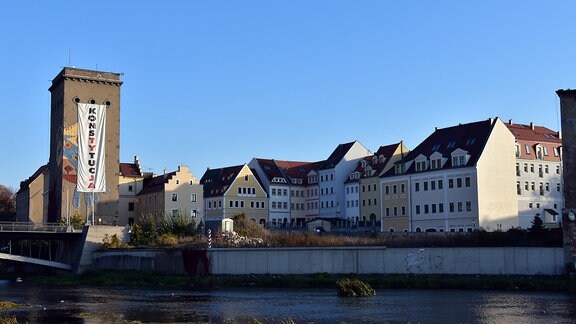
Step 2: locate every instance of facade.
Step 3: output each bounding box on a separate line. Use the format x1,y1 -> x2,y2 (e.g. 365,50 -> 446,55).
344,142 -> 409,227
137,165 -> 203,222
47,68 -> 123,224
118,156 -> 147,225
318,141 -> 372,219
379,174 -> 410,232
201,164 -> 268,225
506,120 -> 563,228
388,118 -> 518,232
16,164 -> 49,224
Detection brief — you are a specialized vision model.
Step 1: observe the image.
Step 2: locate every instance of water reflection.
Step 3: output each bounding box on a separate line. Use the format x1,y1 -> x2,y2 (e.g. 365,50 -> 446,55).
0,283 -> 575,323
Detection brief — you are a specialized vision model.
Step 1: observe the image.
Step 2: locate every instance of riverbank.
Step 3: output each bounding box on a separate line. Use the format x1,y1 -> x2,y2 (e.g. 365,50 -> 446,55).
29,270 -> 573,292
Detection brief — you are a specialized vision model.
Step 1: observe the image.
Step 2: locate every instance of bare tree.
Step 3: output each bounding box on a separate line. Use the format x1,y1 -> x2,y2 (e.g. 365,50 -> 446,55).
0,184 -> 16,221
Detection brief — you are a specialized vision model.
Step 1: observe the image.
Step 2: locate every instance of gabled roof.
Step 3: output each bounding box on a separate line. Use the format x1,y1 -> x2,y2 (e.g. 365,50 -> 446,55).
276,160 -> 323,186
505,121 -> 561,143
253,158 -> 323,186
137,171 -> 177,196
119,163 -> 142,178
346,142 -> 404,183
200,165 -> 244,198
319,141 -> 356,170
254,158 -> 284,182
506,122 -> 561,162
400,118 -> 495,174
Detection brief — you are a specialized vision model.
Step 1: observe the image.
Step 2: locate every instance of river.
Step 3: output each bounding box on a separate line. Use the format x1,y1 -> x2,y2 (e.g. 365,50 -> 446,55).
0,281 -> 575,323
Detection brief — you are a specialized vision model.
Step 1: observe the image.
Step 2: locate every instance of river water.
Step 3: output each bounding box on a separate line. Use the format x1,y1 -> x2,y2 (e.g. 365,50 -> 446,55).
0,281 -> 575,323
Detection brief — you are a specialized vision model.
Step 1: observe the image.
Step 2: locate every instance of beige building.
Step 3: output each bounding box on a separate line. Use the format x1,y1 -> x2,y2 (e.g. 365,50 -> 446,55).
16,165 -> 49,224
201,164 -> 268,225
137,166 -> 203,222
118,156 -> 147,225
380,177 -> 410,232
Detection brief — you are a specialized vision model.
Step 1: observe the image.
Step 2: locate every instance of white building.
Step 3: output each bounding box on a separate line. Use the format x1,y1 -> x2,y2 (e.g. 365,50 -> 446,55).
391,118 -> 518,232
318,141 -> 371,218
506,121 -> 563,228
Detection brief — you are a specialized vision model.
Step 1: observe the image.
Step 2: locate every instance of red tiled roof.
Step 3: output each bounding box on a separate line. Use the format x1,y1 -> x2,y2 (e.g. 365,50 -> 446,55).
119,163 -> 142,177
506,122 -> 562,162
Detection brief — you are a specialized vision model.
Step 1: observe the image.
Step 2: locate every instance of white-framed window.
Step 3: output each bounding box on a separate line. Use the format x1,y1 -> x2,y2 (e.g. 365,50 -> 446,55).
171,193 -> 178,202
191,193 -> 197,202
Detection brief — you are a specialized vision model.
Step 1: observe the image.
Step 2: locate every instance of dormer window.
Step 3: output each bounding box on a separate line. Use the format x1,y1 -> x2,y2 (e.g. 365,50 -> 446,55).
372,156 -> 378,165
535,144 -> 543,159
525,145 -> 530,154
379,154 -> 386,164
395,164 -> 404,175
361,160 -> 367,168
451,149 -> 470,167
415,155 -> 428,172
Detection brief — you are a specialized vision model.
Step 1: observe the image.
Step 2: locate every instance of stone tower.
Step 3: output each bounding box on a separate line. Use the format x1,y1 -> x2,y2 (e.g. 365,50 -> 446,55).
47,67 -> 123,224
557,89 -> 576,272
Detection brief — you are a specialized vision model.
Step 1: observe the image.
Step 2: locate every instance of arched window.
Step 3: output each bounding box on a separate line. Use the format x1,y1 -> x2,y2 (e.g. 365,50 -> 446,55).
415,227 -> 422,232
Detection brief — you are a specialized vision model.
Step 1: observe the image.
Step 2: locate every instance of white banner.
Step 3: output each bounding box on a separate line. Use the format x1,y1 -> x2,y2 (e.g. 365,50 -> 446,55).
77,103 -> 107,192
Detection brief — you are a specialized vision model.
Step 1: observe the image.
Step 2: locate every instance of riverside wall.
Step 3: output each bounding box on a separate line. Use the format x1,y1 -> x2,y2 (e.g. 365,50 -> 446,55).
92,246 -> 565,276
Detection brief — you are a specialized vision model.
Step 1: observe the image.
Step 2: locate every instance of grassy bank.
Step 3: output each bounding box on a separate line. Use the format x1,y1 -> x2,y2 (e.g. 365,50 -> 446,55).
30,270 -> 571,292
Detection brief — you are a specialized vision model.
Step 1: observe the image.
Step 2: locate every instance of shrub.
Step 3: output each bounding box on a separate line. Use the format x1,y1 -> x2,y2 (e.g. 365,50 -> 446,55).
336,278 -> 375,297
156,233 -> 179,246
99,234 -> 123,251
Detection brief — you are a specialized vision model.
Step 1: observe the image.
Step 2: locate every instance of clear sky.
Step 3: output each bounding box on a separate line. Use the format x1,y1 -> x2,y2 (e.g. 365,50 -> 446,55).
1,1 -> 575,190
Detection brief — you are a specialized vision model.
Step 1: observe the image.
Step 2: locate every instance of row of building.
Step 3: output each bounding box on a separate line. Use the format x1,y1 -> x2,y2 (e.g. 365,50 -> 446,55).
15,67 -> 564,233
69,117 -> 562,233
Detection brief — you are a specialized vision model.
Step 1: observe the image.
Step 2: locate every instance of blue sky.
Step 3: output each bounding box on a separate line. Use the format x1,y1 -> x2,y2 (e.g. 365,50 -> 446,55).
1,1 -> 575,190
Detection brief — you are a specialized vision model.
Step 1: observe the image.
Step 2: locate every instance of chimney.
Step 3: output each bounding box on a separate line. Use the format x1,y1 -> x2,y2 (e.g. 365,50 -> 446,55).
558,131 -> 562,140
530,122 -> 534,130
509,119 -> 513,125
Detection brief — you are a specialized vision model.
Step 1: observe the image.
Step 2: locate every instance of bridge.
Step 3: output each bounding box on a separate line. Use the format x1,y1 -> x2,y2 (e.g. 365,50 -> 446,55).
0,222 -> 86,272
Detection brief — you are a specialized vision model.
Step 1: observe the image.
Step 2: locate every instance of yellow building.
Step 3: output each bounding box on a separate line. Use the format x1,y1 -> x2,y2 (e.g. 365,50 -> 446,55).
201,164 -> 268,225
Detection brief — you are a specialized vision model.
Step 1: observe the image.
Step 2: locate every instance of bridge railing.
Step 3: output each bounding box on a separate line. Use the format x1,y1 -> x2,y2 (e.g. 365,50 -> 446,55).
0,222 -> 70,233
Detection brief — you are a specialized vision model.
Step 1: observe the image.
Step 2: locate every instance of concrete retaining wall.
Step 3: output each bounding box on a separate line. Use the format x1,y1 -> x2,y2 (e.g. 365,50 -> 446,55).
92,246 -> 565,276
209,247 -> 564,275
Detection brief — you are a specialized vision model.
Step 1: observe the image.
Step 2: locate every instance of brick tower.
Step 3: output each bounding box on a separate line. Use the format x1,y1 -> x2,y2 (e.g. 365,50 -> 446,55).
47,67 -> 123,224
557,89 -> 576,272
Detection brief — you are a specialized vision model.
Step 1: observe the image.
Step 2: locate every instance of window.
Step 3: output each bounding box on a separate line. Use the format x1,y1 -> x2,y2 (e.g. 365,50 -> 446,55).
393,207 -> 398,216
191,193 -> 197,202
128,202 -> 134,211
401,184 -> 405,193
517,181 -> 521,195
431,204 -> 437,213
423,182 -> 428,191
393,185 -> 397,194
171,209 -> 178,217
525,145 -> 530,154
524,163 -> 528,172
244,175 -> 249,181
431,181 -> 436,190
448,179 -> 454,188
424,205 -> 429,214
386,207 -> 390,216
191,210 -> 197,218
457,178 -> 462,188
545,165 -> 549,174
530,164 -> 534,173
415,182 -> 420,192
401,206 -> 406,215
438,180 -> 443,189
416,205 -> 420,214
466,201 -> 472,212
385,186 -> 389,195
465,177 -> 471,187
556,165 -> 561,174
524,181 -> 529,190
457,202 -> 463,212
171,193 -> 178,202
128,185 -> 133,192
175,179 -> 180,185
557,183 -> 561,192
439,203 -> 444,213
